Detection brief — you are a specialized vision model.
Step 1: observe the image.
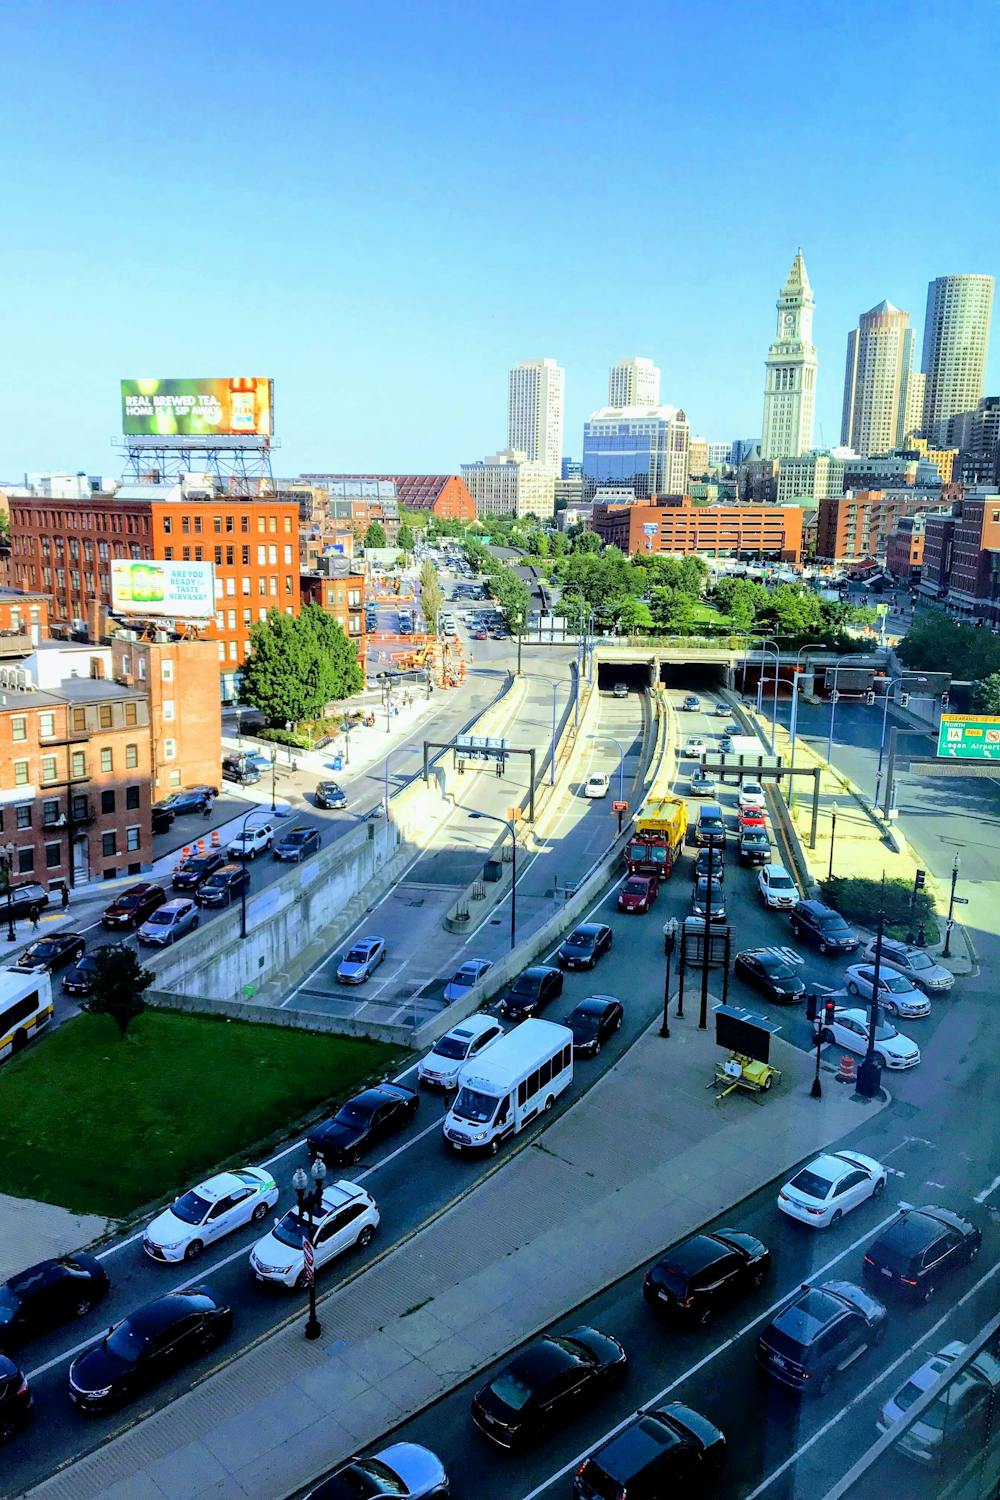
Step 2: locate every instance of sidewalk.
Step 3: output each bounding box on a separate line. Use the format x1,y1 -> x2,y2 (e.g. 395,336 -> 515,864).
28,1013 -> 883,1500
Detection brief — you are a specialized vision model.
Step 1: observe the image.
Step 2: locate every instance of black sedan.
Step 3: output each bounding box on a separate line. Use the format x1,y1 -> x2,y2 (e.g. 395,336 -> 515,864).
691,879 -> 726,922
497,966 -> 564,1021
68,1290 -> 231,1412
273,827 -> 321,862
307,1083 -> 419,1165
10,931 -> 86,974
643,1228 -> 770,1326
471,1326 -> 627,1448
171,850 -> 227,892
557,923 -> 613,971
62,944 -> 128,997
0,1253 -> 109,1352
565,996 -> 623,1057
195,864 -> 250,908
734,948 -> 806,1005
315,781 -> 348,811
0,1358 -> 31,1445
575,1403 -> 725,1497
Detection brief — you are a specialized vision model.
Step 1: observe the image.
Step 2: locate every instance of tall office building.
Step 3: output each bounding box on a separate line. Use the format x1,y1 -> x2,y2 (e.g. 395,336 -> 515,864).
921,275 -> 995,445
507,359 -> 564,470
841,300 -> 916,456
582,405 -> 690,499
608,358 -> 660,408
761,251 -> 818,459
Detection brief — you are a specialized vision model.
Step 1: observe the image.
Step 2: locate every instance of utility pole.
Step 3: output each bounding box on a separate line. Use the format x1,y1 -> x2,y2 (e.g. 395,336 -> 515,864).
698,838 -> 715,1029
943,855 -> 959,958
856,881 -> 886,1099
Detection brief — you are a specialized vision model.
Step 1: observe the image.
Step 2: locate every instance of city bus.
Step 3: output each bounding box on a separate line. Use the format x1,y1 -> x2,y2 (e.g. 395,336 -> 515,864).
0,970 -> 55,1063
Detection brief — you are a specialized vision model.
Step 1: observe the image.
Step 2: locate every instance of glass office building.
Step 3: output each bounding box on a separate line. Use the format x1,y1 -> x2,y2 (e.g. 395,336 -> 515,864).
582,405 -> 689,499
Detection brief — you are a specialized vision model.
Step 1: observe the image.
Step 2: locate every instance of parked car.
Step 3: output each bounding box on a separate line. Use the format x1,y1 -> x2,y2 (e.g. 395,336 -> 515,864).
618,875 -> 658,913
757,864 -> 798,910
315,782 -> 348,811
102,881 -> 166,931
0,1357 -> 31,1444
68,1290 -> 232,1412
273,827 -> 321,863
418,1015 -> 505,1089
738,781 -> 766,810
734,947 -> 805,1005
714,702 -> 730,716
574,1403 -> 725,1498
171,850 -> 226,892
682,695 -> 701,710
336,937 -> 386,984
690,769 -> 717,797
195,865 -> 250,909
151,804 -> 175,836
221,755 -> 261,786
306,1444 -> 450,1499
249,1180 -> 378,1288
442,959 -> 493,1004
143,1168 -> 279,1263
693,848 -> 724,884
845,964 -> 931,1018
10,931 -> 85,974
756,1280 -> 886,1395
307,1083 -> 419,1165
877,1341 -> 1000,1464
497,965 -> 564,1021
0,1253 -> 109,1353
472,1326 -> 627,1448
137,897 -> 201,944
163,787 -> 216,816
738,827 -> 772,865
861,937 -> 954,996
557,922 -> 613,971
240,754 -> 271,774
565,995 -> 623,1056
778,1151 -> 887,1229
823,1007 -> 920,1070
691,878 -> 726,922
643,1228 -> 770,1326
790,900 -> 860,954
862,1205 -> 981,1303
227,822 -> 274,860
62,944 -> 128,996
584,773 -> 610,799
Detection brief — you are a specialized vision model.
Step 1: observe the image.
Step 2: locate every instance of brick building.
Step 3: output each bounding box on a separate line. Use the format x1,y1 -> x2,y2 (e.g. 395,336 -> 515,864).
0,587 -> 49,637
919,510 -> 957,598
299,558 -> 367,658
815,489 -> 945,564
589,498 -> 804,563
917,489 -> 1000,625
110,634 -> 222,803
382,475 -> 476,521
885,514 -> 927,582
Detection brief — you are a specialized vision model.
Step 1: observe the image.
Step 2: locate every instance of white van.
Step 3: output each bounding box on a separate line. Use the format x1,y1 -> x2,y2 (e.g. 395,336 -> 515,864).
442,1018 -> 573,1155
0,970 -> 54,1063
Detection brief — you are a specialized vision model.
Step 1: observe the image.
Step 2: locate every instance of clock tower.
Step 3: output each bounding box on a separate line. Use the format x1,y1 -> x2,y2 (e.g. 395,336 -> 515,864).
761,250 -> 818,459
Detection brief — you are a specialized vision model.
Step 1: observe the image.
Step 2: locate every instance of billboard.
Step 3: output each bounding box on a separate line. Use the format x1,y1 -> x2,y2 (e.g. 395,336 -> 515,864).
111,560 -> 216,619
121,378 -> 273,438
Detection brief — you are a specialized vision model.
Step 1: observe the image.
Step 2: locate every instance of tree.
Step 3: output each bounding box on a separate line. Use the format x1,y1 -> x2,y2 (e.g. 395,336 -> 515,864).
84,945 -> 154,1041
420,560 -> 444,633
976,672 -> 1000,713
574,529 -> 602,553
648,586 -> 698,634
609,596 -> 652,634
364,520 -> 387,549
397,523 -> 415,553
898,610 -> 1000,682
761,583 -> 825,639
301,604 -> 364,703
241,606 -> 361,725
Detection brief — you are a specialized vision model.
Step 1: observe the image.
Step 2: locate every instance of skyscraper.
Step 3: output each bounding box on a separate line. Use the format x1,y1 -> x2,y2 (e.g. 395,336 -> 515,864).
582,404 -> 689,499
507,359 -> 564,470
921,275 -> 995,445
608,358 -> 660,408
841,300 -> 915,456
760,251 -> 818,459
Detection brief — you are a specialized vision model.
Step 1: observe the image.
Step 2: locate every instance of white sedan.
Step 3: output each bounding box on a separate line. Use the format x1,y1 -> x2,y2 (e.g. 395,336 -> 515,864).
845,964 -> 931,1018
877,1341 -> 1000,1464
778,1150 -> 887,1228
585,773 -> 610,799
143,1168 -> 279,1262
825,1007 -> 921,1069
757,864 -> 797,909
739,781 -> 766,810
418,1014 -> 505,1089
682,737 -> 706,759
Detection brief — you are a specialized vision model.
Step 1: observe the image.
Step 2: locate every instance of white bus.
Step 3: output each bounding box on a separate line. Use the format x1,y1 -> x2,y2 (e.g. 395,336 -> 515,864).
442,1018 -> 573,1155
0,970 -> 54,1063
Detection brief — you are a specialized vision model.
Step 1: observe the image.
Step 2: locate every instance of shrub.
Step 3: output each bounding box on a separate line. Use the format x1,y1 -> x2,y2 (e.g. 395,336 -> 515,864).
820,876 -> 939,943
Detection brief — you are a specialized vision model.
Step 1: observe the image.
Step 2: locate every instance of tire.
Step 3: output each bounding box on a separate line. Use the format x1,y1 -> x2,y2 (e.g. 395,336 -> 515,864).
872,1320 -> 887,1347
817,1370 -> 834,1396
356,1225 -> 375,1249
544,1095 -> 555,1112
847,981 -> 859,996
819,941 -> 829,955
884,1001 -> 898,1016
295,1270 -> 309,1291
830,1209 -> 843,1227
184,1240 -> 204,1261
696,1303 -> 712,1328
10,1030 -> 28,1055
191,915 -> 200,930
762,1074 -> 772,1091
252,1201 -> 269,1223
875,1053 -> 887,1069
488,1138 -> 500,1156
872,1177 -> 886,1198
592,1041 -> 602,1056
750,1266 -> 766,1290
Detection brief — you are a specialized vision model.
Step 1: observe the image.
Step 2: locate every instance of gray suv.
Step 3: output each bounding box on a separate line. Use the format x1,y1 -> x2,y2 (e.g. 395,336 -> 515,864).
757,1279 -> 886,1395
862,937 -> 953,995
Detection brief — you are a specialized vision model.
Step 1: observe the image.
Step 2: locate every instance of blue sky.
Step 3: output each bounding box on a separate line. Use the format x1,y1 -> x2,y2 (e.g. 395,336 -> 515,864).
2,0 -> 996,480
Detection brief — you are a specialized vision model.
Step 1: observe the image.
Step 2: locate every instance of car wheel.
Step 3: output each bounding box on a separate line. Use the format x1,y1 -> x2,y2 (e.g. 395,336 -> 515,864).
356,1225 -> 375,1249
750,1266 -> 767,1290
592,1040 -> 602,1056
695,1303 -> 712,1328
762,1074 -> 772,1091
615,1013 -> 623,1031
874,1053 -> 887,1069
295,1269 -> 310,1290
830,1209 -> 843,1227
184,1240 -> 204,1261
488,1138 -> 500,1156
884,1000 -> 898,1016
847,981 -> 859,996
968,1243 -> 980,1264
252,1201 -> 269,1223
872,1176 -> 886,1198
544,1095 -> 555,1112
191,915 -> 200,930
921,1282 -> 935,1305
10,1029 -> 28,1054
73,1297 -> 93,1318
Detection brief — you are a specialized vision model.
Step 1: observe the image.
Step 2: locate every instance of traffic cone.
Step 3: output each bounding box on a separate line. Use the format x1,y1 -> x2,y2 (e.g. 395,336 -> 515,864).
196,838 -> 206,854
181,846 -> 191,860
211,829 -> 220,848
836,1055 -> 856,1085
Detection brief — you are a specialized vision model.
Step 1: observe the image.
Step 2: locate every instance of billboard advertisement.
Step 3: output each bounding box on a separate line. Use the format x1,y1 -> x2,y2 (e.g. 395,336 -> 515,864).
111,560 -> 216,619
121,378 -> 273,438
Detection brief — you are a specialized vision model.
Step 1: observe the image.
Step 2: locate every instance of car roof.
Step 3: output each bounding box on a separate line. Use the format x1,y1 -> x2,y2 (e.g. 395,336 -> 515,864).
590,1412 -> 686,1479
184,1171 -> 250,1202
125,1292 -> 215,1335
158,897 -> 195,913
503,1336 -> 580,1388
799,1154 -> 854,1185
763,863 -> 790,877
570,923 -> 604,936
773,1284 -> 849,1342
441,1014 -> 496,1041
879,1206 -> 969,1250
114,882 -> 157,899
279,827 -> 313,840
656,1233 -> 735,1278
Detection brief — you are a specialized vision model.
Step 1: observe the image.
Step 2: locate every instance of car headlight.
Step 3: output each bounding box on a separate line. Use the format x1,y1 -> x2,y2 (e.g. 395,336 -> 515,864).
83,1384 -> 113,1398
155,1239 -> 186,1252
471,1130 -> 487,1140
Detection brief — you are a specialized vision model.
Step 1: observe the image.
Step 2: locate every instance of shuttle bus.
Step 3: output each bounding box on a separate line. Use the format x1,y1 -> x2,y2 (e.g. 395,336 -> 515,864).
442,1018 -> 573,1155
0,970 -> 55,1063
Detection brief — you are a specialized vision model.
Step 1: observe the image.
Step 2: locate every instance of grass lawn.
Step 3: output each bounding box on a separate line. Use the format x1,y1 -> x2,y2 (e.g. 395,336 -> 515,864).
0,1010 -> 400,1221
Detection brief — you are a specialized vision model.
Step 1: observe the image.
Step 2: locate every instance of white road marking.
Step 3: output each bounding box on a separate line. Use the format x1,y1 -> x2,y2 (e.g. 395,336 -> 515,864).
974,1172 -> 1000,1203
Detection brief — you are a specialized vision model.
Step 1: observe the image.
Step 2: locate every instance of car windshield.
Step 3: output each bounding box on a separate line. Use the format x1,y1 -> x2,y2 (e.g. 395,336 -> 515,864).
789,1168 -> 832,1199
26,941 -> 58,959
571,1012 -> 600,1034
452,1087 -> 498,1124
346,1459 -> 407,1496
510,975 -> 539,995
819,914 -> 851,932
146,910 -> 175,925
106,1319 -> 151,1363
761,957 -> 796,980
905,951 -> 934,971
272,1210 -> 309,1249
567,930 -> 595,947
623,881 -> 647,895
170,1190 -> 212,1225
344,948 -> 369,964
769,874 -> 794,889
895,1379 -> 947,1428
335,1099 -> 376,1126
883,974 -> 913,993
449,970 -> 474,986
433,1034 -> 470,1061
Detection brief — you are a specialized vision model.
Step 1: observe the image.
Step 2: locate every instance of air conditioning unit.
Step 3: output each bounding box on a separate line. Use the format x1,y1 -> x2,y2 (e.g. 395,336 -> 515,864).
117,672 -> 134,687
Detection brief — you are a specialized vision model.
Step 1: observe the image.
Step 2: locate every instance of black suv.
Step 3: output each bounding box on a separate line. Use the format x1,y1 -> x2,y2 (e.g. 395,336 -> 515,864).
694,804 -> 727,848
756,1279 -> 886,1395
195,864 -> 250,908
497,965 -> 564,1021
790,900 -> 860,954
171,850 -> 226,892
4,884 -> 50,922
575,1403 -> 725,1497
644,1229 -> 770,1326
739,827 -> 771,865
862,1205 -> 981,1304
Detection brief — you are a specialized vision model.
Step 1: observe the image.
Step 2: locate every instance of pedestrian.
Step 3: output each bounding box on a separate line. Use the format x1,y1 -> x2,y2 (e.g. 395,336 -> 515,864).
30,901 -> 42,933
60,882 -> 70,911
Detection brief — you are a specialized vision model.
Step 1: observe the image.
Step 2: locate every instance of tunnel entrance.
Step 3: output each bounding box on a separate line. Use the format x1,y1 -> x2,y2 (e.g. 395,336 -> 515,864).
596,660 -> 656,692
658,661 -> 730,692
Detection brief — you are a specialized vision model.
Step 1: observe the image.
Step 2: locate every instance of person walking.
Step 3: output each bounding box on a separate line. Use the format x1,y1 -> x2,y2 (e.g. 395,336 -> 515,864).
29,901 -> 42,934
60,882 -> 70,911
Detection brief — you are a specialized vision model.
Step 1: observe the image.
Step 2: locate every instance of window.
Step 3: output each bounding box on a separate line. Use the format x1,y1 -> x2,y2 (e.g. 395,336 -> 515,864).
42,798 -> 60,826
215,546 -> 223,565
226,545 -> 234,565
126,784 -> 140,809
218,641 -> 226,661
242,545 -> 250,565
162,516 -> 172,534
240,515 -> 249,533
45,842 -> 62,870
16,804 -> 31,829
40,755 -> 57,784
284,515 -> 292,534
257,545 -> 266,565
11,716 -> 26,741
14,760 -> 29,786
268,544 -> 277,564
38,711 -> 56,738
285,575 -> 293,594
258,577 -> 267,597
102,831 -> 117,857
126,826 -> 141,852
268,516 -> 277,534
195,546 -> 203,562
283,545 -> 292,564
229,640 -> 238,660
194,516 -> 202,534
161,659 -> 173,682
99,704 -> 113,729
226,514 -> 235,534
125,701 -> 137,726
101,789 -> 115,814
182,547 -> 191,561
270,576 -> 278,595
100,748 -> 113,773
164,546 -> 174,560
243,608 -> 251,625
257,515 -> 266,534
214,516 -> 222,534
241,576 -> 250,595
162,700 -> 175,721
17,847 -> 34,874
164,738 -> 176,760
181,515 -> 190,534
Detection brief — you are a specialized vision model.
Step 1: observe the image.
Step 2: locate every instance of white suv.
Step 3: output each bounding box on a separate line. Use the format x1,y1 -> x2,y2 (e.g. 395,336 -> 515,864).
418,1015 -> 505,1090
757,864 -> 797,909
249,1180 -> 378,1288
227,822 -> 274,860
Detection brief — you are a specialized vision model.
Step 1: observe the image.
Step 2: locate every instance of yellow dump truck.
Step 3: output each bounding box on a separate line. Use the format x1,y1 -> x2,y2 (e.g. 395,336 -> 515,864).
625,795 -> 688,879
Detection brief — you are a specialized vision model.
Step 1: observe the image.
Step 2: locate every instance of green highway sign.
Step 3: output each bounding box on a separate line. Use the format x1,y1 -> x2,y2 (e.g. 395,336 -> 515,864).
937,714 -> 1000,761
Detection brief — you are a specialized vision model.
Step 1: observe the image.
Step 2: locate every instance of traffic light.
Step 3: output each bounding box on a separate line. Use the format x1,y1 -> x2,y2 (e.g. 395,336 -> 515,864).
899,692 -> 910,708
864,690 -> 876,706
914,869 -> 926,891
823,999 -> 837,1029
805,992 -> 818,1022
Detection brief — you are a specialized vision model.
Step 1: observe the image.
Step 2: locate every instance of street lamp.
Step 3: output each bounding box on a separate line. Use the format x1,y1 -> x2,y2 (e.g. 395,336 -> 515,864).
0,842 -> 16,942
855,882 -> 887,1100
468,809 -> 517,951
238,807 -> 264,940
292,1155 -> 327,1341
549,681 -> 561,788
788,643 -> 825,792
826,654 -> 868,768
382,678 -> 395,734
270,748 -> 278,814
943,855 -> 960,958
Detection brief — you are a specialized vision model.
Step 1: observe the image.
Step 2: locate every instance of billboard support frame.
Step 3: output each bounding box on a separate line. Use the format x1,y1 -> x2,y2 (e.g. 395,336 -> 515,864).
119,434 -> 276,498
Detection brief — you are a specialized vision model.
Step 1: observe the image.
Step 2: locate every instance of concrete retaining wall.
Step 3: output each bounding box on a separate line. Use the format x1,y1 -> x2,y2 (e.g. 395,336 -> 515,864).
144,987 -> 414,1047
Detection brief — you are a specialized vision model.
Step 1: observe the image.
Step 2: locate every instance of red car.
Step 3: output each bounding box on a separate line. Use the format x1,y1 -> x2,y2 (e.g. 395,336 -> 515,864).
473,629 -> 489,640
738,808 -> 766,832
618,874 -> 659,913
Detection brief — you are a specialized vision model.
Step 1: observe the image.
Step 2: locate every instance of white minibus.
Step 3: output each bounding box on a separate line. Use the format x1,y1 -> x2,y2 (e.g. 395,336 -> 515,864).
442,1018 -> 573,1155
0,970 -> 54,1062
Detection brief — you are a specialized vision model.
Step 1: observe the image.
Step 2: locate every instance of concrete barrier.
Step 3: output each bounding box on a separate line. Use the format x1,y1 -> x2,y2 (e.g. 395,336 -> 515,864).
143,987 -> 414,1047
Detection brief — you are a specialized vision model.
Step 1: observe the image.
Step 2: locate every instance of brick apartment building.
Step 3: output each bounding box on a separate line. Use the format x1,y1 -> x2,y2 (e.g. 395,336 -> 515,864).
590,497 -> 805,563
918,489 -> 1000,624
110,634 -> 222,804
0,587 -> 49,637
815,489 -> 946,564
8,487 -> 300,700
299,558 -> 367,658
885,514 -> 927,583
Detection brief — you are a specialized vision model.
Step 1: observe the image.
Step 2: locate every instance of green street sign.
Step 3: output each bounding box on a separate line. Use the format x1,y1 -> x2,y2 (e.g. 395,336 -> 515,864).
937,714 -> 1000,760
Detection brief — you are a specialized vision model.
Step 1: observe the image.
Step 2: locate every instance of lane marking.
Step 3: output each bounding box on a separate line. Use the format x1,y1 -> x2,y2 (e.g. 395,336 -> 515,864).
974,1172 -> 1000,1203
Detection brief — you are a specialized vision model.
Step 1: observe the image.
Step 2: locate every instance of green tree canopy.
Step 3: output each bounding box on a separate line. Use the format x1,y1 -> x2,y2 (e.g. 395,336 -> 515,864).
84,946 -> 154,1041
898,610 -> 1000,682
396,523 -> 415,552
976,672 -> 1000,712
364,520 -> 387,548
419,560 -> 444,632
242,606 -> 362,724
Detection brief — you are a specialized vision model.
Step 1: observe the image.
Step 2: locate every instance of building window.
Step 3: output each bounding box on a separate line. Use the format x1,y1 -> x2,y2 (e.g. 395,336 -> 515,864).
257,516 -> 266,534
162,699 -> 175,721
70,746 -> 85,775
183,547 -> 191,561
218,641 -> 226,660
240,515 -> 249,533
214,516 -> 222,533
285,575 -> 293,594
14,760 -> 29,786
15,804 -> 31,830
126,784 -> 140,809
258,577 -> 267,597
193,516 -> 202,534
101,789 -> 116,814
227,609 -> 236,628
257,545 -> 266,565
181,516 -> 190,534
99,704 -> 113,729
229,641 -> 238,660
164,547 -> 174,560
17,847 -> 34,875
284,545 -> 293,564
40,755 -> 58,784
161,659 -> 173,682
102,831 -> 117,857
100,748 -> 113,773
11,716 -> 26,741
126,826 -> 141,852
215,547 -> 223,565
42,798 -> 60,826
270,576 -> 278,595
125,701 -> 137,726
268,516 -> 277,534
226,515 -> 235,534
39,711 -> 56,738
45,842 -> 62,870
284,516 -> 292,534
169,769 -> 181,786
195,547 -> 203,562
241,576 -> 250,596
163,516 -> 172,535
242,545 -> 250,565
164,738 -> 176,760
268,544 -> 277,564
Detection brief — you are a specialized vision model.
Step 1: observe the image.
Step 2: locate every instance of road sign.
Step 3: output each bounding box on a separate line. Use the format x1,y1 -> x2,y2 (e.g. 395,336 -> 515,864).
937,714 -> 1000,761
302,1238 -> 315,1285
613,800 -> 628,813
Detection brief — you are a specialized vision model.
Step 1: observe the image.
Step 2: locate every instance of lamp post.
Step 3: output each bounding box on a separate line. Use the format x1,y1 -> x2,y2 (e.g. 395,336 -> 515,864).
468,809 -> 517,950
943,855 -> 960,958
292,1155 -> 327,1341
238,807 -> 263,940
514,614 -> 524,677
0,843 -> 16,942
383,678 -> 394,734
591,736 -> 626,804
340,717 -> 352,767
826,654 -> 867,768
788,643 -> 824,799
270,748 -> 278,814
549,681 -> 560,788
856,883 -> 887,1100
